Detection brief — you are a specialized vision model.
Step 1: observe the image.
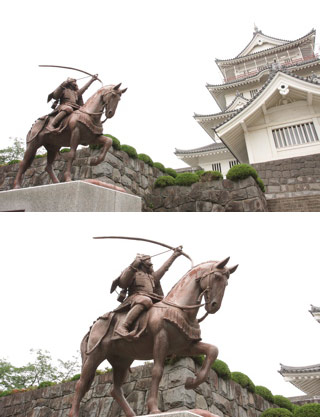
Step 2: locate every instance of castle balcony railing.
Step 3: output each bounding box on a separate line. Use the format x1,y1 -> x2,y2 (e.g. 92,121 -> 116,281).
223,54 -> 319,83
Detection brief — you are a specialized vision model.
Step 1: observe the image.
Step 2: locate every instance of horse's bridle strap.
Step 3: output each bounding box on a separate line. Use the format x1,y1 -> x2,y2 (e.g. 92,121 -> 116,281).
155,299 -> 204,310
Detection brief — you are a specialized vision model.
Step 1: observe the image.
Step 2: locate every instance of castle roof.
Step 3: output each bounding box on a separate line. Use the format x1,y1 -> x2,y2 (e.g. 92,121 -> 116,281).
215,29 -> 316,66
279,364 -> 320,396
175,142 -> 227,157
214,69 -> 320,163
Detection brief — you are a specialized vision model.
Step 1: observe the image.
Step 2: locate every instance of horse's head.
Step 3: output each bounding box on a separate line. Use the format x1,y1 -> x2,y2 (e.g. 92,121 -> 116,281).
197,258 -> 238,314
102,83 -> 127,119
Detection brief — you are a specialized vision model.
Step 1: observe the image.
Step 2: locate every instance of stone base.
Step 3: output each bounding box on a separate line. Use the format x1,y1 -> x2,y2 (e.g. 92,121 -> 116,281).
0,181 -> 141,212
142,411 -> 218,417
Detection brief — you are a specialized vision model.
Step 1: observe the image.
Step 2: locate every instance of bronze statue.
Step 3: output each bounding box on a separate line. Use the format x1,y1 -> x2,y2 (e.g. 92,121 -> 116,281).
13,72 -> 127,189
68,238 -> 238,417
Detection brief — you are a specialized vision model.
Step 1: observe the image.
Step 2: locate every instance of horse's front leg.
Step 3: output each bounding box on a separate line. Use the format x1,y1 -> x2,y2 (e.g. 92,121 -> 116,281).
90,135 -> 112,166
182,342 -> 218,389
64,126 -> 80,182
147,329 -> 169,414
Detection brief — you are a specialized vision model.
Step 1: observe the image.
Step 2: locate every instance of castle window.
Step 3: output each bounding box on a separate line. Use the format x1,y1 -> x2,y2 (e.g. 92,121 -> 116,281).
229,160 -> 239,168
250,89 -> 258,98
272,122 -> 319,148
212,162 -> 222,173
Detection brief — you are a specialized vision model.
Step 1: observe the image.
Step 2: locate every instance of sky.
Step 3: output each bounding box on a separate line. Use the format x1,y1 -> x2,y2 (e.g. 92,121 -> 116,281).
0,0 -> 320,403
1,213 -> 319,399
1,0 -> 320,169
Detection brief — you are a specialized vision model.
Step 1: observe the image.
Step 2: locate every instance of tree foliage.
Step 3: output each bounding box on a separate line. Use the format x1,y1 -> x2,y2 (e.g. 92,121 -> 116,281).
0,137 -> 25,165
0,349 -> 80,391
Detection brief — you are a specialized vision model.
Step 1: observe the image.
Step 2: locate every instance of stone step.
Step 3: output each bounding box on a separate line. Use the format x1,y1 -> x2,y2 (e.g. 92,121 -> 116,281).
267,195 -> 320,212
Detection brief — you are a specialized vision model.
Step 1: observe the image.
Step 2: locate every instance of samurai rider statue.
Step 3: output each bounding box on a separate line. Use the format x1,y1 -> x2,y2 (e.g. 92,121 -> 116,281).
47,75 -> 99,128
111,247 -> 183,339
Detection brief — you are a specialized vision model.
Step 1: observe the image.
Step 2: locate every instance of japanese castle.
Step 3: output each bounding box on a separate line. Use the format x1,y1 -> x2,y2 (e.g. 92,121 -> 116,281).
175,28 -> 320,177
280,305 -> 320,404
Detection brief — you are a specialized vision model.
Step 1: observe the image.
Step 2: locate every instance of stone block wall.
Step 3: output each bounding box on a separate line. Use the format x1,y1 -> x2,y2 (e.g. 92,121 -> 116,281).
0,359 -> 276,417
146,177 -> 267,212
252,153 -> 320,199
0,147 -> 163,204
0,148 -> 267,212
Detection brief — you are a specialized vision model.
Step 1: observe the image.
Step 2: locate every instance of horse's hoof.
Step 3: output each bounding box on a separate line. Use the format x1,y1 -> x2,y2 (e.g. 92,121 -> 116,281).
185,377 -> 196,389
90,158 -> 99,166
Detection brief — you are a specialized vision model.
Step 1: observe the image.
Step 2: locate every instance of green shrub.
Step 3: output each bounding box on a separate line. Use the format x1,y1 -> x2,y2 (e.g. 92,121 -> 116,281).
89,144 -> 103,150
8,159 -> 21,165
212,359 -> 231,380
35,153 -> 47,159
273,395 -> 294,411
0,390 -> 13,397
153,162 -> 166,173
193,355 -> 204,366
200,170 -> 223,181
260,408 -> 293,417
226,163 -> 258,181
165,168 -> 178,178
175,172 -> 199,186
255,386 -> 274,403
154,175 -> 176,188
293,403 -> 320,417
70,374 -> 81,381
120,144 -> 138,158
138,153 -> 154,166
195,170 -> 205,177
256,176 -> 266,192
231,371 -> 255,393
104,134 -> 121,150
60,148 -> 70,153
38,381 -> 55,388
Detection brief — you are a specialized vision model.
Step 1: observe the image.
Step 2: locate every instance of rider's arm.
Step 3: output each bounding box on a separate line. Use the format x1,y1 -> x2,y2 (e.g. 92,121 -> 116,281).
153,247 -> 182,283
78,75 -> 98,96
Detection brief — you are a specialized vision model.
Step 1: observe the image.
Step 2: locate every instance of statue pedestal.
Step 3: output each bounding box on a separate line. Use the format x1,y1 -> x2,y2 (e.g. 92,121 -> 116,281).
142,411 -> 219,417
0,181 -> 141,212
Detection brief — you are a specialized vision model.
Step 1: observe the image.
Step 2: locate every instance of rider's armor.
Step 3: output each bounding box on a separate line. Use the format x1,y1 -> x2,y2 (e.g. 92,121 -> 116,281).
47,79 -> 84,127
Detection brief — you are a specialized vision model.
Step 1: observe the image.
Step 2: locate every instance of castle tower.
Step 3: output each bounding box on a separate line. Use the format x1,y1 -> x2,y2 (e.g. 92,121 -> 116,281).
175,29 -> 320,177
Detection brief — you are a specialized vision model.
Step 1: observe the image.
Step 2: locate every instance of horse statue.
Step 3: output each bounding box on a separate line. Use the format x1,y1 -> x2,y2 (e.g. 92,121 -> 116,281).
13,84 -> 127,189
69,257 -> 238,417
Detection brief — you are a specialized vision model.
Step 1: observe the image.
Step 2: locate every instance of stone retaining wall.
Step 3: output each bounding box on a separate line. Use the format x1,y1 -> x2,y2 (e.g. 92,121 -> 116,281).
252,153 -> 320,199
146,177 -> 267,212
0,359 -> 276,417
0,148 -> 267,212
0,147 -> 163,206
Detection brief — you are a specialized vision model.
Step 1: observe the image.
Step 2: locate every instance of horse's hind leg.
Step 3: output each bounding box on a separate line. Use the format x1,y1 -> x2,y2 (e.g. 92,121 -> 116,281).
90,135 -> 112,166
44,146 -> 60,184
109,356 -> 135,417
13,142 -> 38,189
69,350 -> 105,417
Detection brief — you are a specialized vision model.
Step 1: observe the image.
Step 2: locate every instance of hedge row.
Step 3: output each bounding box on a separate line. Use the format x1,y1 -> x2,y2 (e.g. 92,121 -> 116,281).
261,403 -> 320,417
155,164 -> 265,191
89,135 -> 178,178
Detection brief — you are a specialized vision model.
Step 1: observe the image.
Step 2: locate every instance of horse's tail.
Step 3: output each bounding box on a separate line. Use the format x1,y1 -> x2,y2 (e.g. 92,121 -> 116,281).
80,331 -> 90,367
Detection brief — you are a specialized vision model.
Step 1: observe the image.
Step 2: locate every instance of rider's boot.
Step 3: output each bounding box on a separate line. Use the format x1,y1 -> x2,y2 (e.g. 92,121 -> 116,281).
52,111 -> 67,128
116,304 -> 145,338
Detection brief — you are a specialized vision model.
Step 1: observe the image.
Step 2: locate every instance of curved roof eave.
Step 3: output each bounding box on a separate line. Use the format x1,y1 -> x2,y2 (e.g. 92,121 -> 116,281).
215,29 -> 315,65
215,70 -> 320,133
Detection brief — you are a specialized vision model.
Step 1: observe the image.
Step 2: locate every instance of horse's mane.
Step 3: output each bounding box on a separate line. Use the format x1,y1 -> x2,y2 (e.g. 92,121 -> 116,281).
84,85 -> 115,106
165,260 -> 218,298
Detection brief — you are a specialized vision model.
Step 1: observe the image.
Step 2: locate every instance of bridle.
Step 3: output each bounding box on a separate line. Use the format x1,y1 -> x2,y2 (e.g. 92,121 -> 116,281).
78,89 -> 121,124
